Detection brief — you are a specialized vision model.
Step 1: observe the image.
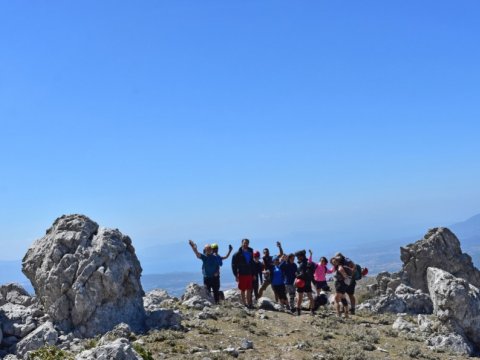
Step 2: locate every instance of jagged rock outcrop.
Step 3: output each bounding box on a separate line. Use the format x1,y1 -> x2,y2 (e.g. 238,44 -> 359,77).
75,338 -> 142,360
0,284 -> 34,307
400,227 -> 480,292
181,283 -> 213,309
22,214 -> 146,338
143,290 -> 182,330
427,267 -> 480,354
15,321 -> 58,357
359,284 -> 432,314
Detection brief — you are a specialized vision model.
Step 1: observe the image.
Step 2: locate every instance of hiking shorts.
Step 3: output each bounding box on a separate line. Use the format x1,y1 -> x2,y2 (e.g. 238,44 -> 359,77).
314,280 -> 329,291
297,282 -> 313,293
346,279 -> 356,295
272,284 -> 287,300
334,280 -> 348,294
238,275 -> 253,291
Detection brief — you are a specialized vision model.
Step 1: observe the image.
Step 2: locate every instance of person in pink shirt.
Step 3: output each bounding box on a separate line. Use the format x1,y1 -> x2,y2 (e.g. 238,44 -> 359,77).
308,250 -> 334,296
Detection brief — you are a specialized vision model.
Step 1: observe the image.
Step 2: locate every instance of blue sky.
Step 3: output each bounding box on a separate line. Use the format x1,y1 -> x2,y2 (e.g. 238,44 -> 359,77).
1,1 -> 480,260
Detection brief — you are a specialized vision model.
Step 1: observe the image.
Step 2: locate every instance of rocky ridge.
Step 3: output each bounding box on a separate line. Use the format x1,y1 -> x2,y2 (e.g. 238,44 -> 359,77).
1,216 -> 479,359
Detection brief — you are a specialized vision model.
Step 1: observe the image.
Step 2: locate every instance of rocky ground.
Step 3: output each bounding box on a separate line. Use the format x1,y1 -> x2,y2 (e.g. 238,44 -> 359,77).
133,284 -> 468,360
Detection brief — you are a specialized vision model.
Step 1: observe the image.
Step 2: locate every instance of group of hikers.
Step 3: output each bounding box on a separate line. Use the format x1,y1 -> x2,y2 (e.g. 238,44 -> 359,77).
189,238 -> 367,318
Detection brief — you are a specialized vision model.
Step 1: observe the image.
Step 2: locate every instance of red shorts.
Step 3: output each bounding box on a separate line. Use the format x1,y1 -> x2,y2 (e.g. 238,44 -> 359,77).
238,275 -> 253,291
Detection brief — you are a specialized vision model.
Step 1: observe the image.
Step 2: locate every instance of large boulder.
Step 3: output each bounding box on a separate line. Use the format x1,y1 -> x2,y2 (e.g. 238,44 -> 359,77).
427,267 -> 480,353
181,283 -> 213,310
400,227 -> 480,292
0,303 -> 42,338
22,214 -> 146,337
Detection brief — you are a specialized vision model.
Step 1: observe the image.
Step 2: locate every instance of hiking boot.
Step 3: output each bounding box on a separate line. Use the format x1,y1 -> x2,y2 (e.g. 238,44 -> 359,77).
350,308 -> 355,315
310,310 -> 315,316
297,309 -> 301,316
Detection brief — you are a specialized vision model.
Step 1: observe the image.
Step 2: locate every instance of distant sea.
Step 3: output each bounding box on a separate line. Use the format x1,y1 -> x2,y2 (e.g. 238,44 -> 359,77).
0,261 -> 236,298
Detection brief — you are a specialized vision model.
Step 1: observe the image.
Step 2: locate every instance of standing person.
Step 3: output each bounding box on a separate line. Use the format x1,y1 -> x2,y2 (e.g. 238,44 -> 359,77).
258,241 -> 284,298
336,252 -> 357,315
211,243 -> 233,302
252,250 -> 263,301
280,253 -> 297,312
308,250 -> 334,295
231,238 -> 255,308
294,250 -> 315,316
188,240 -> 221,304
330,255 -> 352,318
271,256 -> 289,309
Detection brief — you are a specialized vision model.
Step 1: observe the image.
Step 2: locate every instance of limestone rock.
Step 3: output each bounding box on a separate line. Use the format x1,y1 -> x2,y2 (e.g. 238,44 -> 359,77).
223,289 -> 241,303
22,214 -> 146,337
99,323 -> 133,346
143,289 -> 173,311
401,227 -> 480,292
427,267 -> 480,352
426,333 -> 474,356
0,303 -> 42,338
75,338 -> 142,360
15,321 -> 58,357
181,283 -> 213,309
392,316 -> 416,332
0,284 -> 34,307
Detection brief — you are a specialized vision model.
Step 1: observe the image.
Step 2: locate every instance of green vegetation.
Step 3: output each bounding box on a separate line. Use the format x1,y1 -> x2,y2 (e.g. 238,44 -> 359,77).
27,346 -> 74,360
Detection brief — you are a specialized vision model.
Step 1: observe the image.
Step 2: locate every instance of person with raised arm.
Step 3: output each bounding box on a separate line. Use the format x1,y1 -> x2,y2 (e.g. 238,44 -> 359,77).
189,240 -> 221,304
308,250 -> 334,295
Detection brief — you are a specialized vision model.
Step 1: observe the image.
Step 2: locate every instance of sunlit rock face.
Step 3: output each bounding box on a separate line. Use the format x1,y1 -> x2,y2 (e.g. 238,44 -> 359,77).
22,214 -> 145,337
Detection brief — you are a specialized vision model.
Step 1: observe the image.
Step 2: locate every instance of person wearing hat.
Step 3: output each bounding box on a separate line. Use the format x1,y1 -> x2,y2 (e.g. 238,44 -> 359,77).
294,250 -> 315,316
210,243 -> 233,302
189,240 -> 221,304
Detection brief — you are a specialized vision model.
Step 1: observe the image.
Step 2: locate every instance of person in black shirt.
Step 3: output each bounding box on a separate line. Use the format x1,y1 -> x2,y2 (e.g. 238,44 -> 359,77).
294,250 -> 315,316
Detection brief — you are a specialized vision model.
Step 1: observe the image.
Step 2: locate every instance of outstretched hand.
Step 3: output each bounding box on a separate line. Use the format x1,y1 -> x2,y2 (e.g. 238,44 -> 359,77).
189,240 -> 197,249
308,249 -> 312,255
229,244 -> 233,251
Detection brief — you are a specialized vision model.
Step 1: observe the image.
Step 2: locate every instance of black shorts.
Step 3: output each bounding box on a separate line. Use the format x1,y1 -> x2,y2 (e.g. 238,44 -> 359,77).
272,284 -> 287,300
346,279 -> 356,295
314,280 -> 329,291
297,282 -> 313,293
334,281 -> 348,294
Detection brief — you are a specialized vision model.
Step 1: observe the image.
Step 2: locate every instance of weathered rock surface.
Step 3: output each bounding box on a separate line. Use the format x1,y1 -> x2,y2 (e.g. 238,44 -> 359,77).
15,321 -> 58,357
75,338 -> 142,360
257,297 -> 282,311
427,267 -> 480,353
22,214 -> 146,338
401,227 -> 480,292
359,284 -> 432,315
181,283 -> 213,309
0,303 -> 43,338
0,284 -> 34,307
426,333 -> 474,356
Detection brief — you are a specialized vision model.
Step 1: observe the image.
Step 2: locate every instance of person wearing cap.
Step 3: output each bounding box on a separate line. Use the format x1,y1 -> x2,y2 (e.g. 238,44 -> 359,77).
210,243 -> 233,302
188,240 -> 221,304
294,250 -> 315,316
252,250 -> 263,301
231,238 -> 255,308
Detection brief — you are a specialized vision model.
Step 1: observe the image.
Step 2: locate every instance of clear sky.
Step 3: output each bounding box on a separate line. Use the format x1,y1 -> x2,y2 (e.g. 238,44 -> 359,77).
1,1 -> 480,260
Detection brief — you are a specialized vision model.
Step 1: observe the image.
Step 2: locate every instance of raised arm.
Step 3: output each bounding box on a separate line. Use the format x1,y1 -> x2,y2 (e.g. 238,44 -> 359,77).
221,244 -> 233,260
188,240 -> 202,259
277,241 -> 284,256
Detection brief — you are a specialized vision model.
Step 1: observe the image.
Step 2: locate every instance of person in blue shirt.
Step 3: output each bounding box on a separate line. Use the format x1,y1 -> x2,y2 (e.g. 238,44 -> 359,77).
271,256 -> 289,309
280,253 -> 298,312
189,240 -> 221,304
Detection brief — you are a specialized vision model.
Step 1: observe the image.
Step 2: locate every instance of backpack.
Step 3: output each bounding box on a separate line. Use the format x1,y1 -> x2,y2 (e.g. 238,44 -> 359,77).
354,264 -> 363,280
